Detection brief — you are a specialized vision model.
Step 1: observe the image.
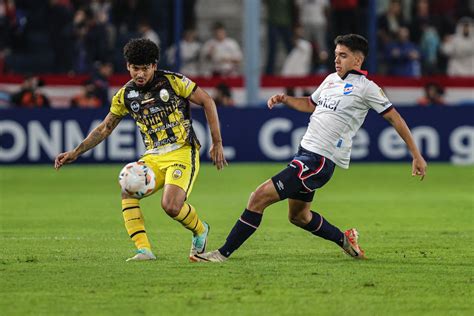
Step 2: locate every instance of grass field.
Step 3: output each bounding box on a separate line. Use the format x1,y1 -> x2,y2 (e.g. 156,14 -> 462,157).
0,163 -> 473,316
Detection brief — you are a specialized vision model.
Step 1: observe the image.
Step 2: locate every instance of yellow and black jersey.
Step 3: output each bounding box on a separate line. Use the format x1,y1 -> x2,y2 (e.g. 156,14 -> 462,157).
110,70 -> 200,154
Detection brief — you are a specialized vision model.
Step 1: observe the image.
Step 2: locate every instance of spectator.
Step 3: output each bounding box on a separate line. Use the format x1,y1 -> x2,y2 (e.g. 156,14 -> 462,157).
378,0 -> 406,47
213,82 -> 235,107
70,79 -> 102,108
72,7 -> 108,74
47,0 -> 75,73
0,0 -> 17,73
419,24 -> 440,75
281,24 -> 313,77
417,82 -> 445,106
111,0 -> 151,36
167,28 -> 202,77
297,0 -> 329,53
410,0 -> 435,44
264,0 -> 298,74
138,20 -> 160,47
441,17 -> 474,77
90,0 -> 115,52
11,76 -> 50,108
201,22 -> 242,77
385,27 -> 421,77
91,61 -> 113,106
331,0 -> 361,36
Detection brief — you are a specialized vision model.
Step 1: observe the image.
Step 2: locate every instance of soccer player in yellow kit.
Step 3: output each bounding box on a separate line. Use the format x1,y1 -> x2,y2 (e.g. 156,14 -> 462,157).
54,38 -> 227,261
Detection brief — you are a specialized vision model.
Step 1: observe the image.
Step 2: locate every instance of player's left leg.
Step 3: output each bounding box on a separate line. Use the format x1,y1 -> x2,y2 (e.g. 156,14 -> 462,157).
157,145 -> 209,258
287,199 -> 365,259
287,199 -> 344,247
161,184 -> 209,252
190,178 -> 281,263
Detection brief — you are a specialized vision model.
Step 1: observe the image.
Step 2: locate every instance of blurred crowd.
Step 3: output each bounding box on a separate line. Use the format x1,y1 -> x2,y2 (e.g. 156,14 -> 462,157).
0,0 -> 472,109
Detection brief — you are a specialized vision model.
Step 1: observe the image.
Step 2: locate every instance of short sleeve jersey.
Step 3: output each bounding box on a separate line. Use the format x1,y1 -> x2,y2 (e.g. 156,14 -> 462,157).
110,70 -> 199,155
301,70 -> 393,169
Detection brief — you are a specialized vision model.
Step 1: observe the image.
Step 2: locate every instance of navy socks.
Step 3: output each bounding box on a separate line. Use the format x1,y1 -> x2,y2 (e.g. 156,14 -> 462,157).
218,209 -> 262,257
303,211 -> 344,247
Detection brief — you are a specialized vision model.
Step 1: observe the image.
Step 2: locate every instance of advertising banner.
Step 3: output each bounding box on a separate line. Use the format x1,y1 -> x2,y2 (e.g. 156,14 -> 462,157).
1,107 -> 473,165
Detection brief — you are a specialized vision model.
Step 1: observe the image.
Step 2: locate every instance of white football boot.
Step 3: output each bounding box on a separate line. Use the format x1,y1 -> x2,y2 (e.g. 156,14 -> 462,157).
190,250 -> 228,263
126,248 -> 157,262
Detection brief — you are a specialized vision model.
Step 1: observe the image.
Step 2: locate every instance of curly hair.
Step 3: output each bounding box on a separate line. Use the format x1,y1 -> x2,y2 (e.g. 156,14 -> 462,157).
123,38 -> 160,65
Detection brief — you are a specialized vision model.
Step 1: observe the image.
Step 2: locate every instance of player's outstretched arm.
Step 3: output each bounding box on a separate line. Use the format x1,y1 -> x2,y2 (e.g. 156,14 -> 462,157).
189,87 -> 227,170
267,94 -> 315,113
54,112 -> 122,170
382,108 -> 427,180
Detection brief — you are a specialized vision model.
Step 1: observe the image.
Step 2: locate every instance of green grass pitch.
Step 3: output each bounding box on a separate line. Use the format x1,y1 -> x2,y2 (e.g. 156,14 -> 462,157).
0,163 -> 473,315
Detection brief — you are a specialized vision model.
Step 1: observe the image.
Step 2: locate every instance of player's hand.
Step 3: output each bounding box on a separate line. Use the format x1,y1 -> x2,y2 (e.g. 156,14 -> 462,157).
209,141 -> 228,170
267,94 -> 286,109
412,156 -> 427,181
54,151 -> 78,170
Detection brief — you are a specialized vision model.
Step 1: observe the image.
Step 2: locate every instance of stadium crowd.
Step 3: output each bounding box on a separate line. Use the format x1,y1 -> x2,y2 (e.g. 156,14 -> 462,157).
0,0 -> 473,108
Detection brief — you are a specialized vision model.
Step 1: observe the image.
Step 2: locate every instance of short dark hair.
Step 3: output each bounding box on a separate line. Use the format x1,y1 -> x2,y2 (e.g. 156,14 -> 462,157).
213,21 -> 225,31
334,34 -> 369,57
123,38 -> 160,65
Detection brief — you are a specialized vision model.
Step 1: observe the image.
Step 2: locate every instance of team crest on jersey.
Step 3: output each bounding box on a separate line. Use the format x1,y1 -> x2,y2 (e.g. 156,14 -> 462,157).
127,90 -> 139,99
160,89 -> 170,102
144,92 -> 152,99
343,83 -> 354,95
172,169 -> 183,179
130,100 -> 140,112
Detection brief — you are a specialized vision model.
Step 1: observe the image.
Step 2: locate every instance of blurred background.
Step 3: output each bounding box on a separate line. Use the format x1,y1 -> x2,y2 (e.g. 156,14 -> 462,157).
0,0 -> 473,165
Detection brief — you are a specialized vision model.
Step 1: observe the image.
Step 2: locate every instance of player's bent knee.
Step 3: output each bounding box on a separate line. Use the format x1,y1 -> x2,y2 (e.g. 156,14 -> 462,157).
288,214 -> 305,227
161,199 -> 183,217
247,185 -> 276,213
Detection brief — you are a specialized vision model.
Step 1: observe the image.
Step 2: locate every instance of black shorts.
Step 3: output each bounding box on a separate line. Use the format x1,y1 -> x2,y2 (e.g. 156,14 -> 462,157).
271,147 -> 335,202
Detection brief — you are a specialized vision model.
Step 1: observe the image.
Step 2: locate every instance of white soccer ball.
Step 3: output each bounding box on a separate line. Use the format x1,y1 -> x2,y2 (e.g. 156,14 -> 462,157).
118,161 -> 156,199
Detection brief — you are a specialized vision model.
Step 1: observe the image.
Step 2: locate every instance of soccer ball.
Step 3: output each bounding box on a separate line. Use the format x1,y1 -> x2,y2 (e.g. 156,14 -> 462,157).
118,161 -> 156,199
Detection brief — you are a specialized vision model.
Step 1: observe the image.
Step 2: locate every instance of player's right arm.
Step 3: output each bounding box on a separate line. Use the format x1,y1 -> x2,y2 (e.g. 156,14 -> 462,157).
54,112 -> 122,170
267,94 -> 315,113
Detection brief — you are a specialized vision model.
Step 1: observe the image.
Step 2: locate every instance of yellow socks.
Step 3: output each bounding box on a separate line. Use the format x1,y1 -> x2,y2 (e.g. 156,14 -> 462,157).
173,203 -> 205,236
122,198 -> 151,250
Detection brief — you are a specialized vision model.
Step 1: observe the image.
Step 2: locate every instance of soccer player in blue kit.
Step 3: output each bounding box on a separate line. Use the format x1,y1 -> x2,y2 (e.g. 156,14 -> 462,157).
191,34 -> 427,263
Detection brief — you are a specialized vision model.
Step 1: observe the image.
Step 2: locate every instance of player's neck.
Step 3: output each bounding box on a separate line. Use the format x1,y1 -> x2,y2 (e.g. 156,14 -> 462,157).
339,68 -> 368,79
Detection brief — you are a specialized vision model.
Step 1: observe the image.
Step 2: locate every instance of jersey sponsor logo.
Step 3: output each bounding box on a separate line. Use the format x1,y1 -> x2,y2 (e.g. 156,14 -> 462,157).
141,98 -> 155,105
171,163 -> 187,170
343,83 -> 354,95
148,106 -> 163,114
146,121 -> 179,134
153,136 -> 178,147
379,88 -> 387,99
323,81 -> 335,90
160,89 -> 170,102
127,90 -> 139,99
130,100 -> 140,112
317,97 -> 340,111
